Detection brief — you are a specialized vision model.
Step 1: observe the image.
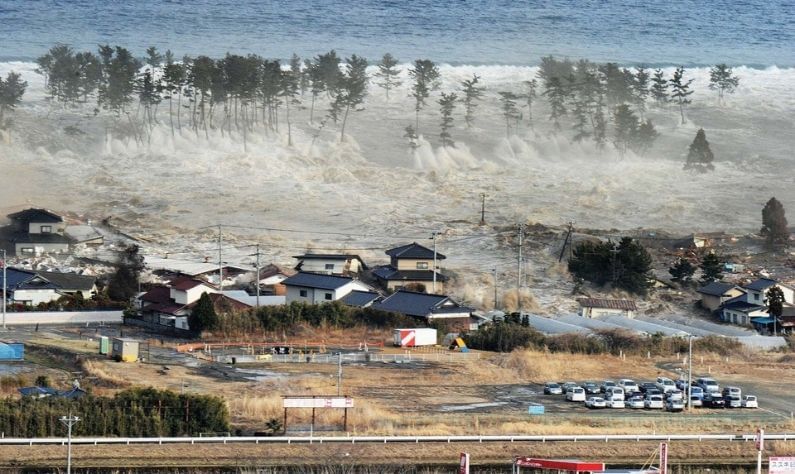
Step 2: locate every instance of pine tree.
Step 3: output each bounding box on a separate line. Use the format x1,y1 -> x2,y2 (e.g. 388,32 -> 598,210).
571,94 -> 591,143
281,57 -> 301,146
460,74 -> 483,128
633,67 -> 650,119
568,237 -> 652,296
374,53 -> 402,101
437,92 -> 457,147
632,119 -> 658,156
189,292 -> 219,332
403,124 -> 419,149
669,66 -> 694,124
408,59 -> 441,133
668,258 -> 695,284
612,104 -> 638,156
683,128 -> 715,172
0,71 -> 27,127
650,69 -> 668,106
544,76 -> 567,130
498,91 -> 521,137
709,64 -> 740,105
522,79 -> 537,128
335,55 -> 368,142
767,286 -> 784,335
699,252 -> 723,284
760,197 -> 790,246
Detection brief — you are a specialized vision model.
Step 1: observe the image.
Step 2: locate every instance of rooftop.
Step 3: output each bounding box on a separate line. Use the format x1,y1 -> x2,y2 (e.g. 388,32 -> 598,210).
697,281 -> 740,297
169,276 -> 215,291
385,242 -> 446,260
7,208 -> 63,223
373,290 -> 469,318
372,266 -> 449,282
577,298 -> 637,311
282,272 -> 358,290
340,290 -> 381,307
744,278 -> 782,291
36,271 -> 96,291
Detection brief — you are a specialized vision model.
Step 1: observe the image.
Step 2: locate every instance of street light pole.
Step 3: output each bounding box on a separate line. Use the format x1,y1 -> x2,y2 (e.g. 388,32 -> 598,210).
59,412 -> 80,474
337,352 -> 343,397
1,249 -> 6,330
687,335 -> 693,412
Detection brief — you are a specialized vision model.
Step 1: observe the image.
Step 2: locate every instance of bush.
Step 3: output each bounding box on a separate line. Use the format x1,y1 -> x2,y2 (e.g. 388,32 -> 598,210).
463,320 -> 546,352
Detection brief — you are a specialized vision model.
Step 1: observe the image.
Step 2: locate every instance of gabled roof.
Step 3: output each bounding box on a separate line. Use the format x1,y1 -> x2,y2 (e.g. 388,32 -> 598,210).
372,266 -> 449,282
169,276 -> 215,291
8,232 -> 71,244
140,286 -> 171,304
282,272 -> 361,291
36,271 -> 96,291
721,297 -> 766,313
8,208 -> 63,223
697,281 -> 741,297
293,254 -> 367,267
577,298 -> 637,311
744,278 -> 787,292
341,290 -> 381,307
385,242 -> 446,260
373,290 -> 470,318
0,268 -> 38,290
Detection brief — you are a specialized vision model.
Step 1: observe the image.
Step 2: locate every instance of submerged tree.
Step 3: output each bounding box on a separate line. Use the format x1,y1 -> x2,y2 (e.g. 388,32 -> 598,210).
522,79 -> 538,128
437,92 -> 457,147
683,128 -> 715,172
498,91 -> 521,137
568,237 -> 653,296
335,55 -> 369,141
699,252 -> 723,284
760,197 -> 790,247
108,244 -> 143,302
408,59 -> 440,133
544,76 -> 567,130
669,258 -> 696,285
98,46 -> 141,115
0,72 -> 27,128
709,64 -> 740,105
612,104 -> 638,156
669,66 -> 694,124
650,68 -> 668,106
374,53 -> 401,101
460,74 -> 483,128
633,67 -> 650,119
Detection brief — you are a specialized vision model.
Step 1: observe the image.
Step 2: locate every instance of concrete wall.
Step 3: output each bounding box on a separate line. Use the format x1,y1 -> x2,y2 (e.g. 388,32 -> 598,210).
15,242 -> 70,256
386,279 -> 442,293
1,311 -> 123,325
394,258 -> 434,271
11,289 -> 60,306
285,281 -> 371,304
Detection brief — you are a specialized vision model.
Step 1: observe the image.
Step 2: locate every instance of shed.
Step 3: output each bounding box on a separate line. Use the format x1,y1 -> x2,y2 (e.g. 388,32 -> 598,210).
0,342 -> 24,360
578,298 -> 637,319
111,337 -> 139,362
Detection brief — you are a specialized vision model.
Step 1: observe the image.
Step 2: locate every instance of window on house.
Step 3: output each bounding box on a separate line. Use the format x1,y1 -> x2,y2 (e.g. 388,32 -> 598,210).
416,262 -> 429,270
325,264 -> 335,270
20,247 -> 34,254
299,289 -> 308,297
325,293 -> 333,300
40,225 -> 52,233
754,293 -> 760,300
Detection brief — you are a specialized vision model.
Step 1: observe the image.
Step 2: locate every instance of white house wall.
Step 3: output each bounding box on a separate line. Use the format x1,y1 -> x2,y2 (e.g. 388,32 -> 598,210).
12,289 -> 61,306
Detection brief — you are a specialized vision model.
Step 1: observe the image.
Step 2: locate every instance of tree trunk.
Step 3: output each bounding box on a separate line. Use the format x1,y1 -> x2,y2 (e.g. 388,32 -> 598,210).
310,93 -> 316,123
286,99 -> 293,146
340,104 -> 350,142
168,96 -> 175,139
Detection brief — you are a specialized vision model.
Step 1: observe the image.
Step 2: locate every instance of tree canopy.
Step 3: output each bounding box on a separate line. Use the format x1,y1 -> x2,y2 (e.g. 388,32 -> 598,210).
568,237 -> 653,295
683,128 -> 715,172
760,197 -> 789,246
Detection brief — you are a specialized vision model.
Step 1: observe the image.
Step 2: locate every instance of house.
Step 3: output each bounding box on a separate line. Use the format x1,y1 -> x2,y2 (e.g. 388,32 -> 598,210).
772,305 -> 795,334
577,298 -> 637,319
2,208 -> 71,256
256,264 -> 291,295
0,268 -> 62,306
221,290 -> 286,307
372,290 -> 474,329
293,254 -> 367,276
742,278 -> 795,307
697,282 -> 746,312
719,295 -> 768,326
144,256 -> 252,287
282,272 -> 373,304
35,271 -> 97,300
373,242 -> 448,293
136,276 -> 250,330
340,290 -> 381,308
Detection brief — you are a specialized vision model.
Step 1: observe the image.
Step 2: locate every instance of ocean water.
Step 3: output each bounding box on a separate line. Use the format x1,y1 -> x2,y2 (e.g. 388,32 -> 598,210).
0,0 -> 793,66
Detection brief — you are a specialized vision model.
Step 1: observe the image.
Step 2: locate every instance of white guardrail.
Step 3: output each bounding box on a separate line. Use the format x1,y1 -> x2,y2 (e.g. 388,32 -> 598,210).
0,433 -> 792,446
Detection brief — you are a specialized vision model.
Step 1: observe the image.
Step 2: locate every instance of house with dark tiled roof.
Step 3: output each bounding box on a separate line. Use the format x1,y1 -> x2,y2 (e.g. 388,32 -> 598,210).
2,208 -> 71,256
372,290 -> 474,329
697,281 -> 746,312
0,267 -> 97,307
293,253 -> 367,276
373,242 -> 447,293
283,272 -> 373,304
577,298 -> 637,319
135,277 -> 249,331
742,278 -> 795,307
340,290 -> 381,308
719,295 -> 768,326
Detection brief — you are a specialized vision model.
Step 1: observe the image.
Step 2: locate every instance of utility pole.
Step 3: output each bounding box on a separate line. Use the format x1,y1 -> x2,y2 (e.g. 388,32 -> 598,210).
687,335 -> 693,412
1,249 -> 6,330
479,193 -> 486,225
610,244 -> 620,285
431,232 -> 439,293
337,352 -> 343,397
217,225 -> 224,291
255,243 -> 260,308
492,268 -> 498,310
59,412 -> 80,474
517,223 -> 524,292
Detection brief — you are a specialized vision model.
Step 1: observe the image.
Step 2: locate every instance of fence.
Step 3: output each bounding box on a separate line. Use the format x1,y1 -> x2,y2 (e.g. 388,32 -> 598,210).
123,316 -> 194,338
1,311 -> 122,326
217,351 -> 481,364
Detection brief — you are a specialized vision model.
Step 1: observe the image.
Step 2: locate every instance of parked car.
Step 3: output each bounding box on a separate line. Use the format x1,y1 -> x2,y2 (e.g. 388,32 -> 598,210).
689,395 -> 703,408
544,382 -> 563,395
666,399 -> 685,412
722,386 -> 741,398
600,380 -> 617,393
639,382 -> 658,393
583,382 -> 601,394
725,395 -> 742,408
697,377 -> 720,394
566,387 -> 586,402
689,386 -> 704,398
607,398 -> 625,409
585,397 -> 607,409
675,378 -> 691,391
703,394 -> 725,408
627,396 -> 646,409
561,382 -> 578,393
742,395 -> 758,408
645,394 -> 665,409
656,377 -> 677,393
666,390 -> 684,401
605,386 -> 625,401
618,379 -> 639,393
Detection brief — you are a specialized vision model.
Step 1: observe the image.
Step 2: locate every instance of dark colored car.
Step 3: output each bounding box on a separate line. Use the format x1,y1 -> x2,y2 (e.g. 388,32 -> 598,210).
583,382 -> 601,394
640,382 -> 657,393
703,394 -> 726,408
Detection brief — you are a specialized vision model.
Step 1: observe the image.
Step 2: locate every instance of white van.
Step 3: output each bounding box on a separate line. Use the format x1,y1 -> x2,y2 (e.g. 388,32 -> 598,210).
566,387 -> 586,402
605,386 -> 625,401
655,377 -> 676,393
697,377 -> 720,394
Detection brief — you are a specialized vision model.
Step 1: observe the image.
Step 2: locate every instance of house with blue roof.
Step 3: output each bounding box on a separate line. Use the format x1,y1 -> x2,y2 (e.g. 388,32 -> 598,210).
0,268 -> 61,306
706,277 -> 795,328
372,290 -> 474,330
282,272 -> 374,304
373,242 -> 448,294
